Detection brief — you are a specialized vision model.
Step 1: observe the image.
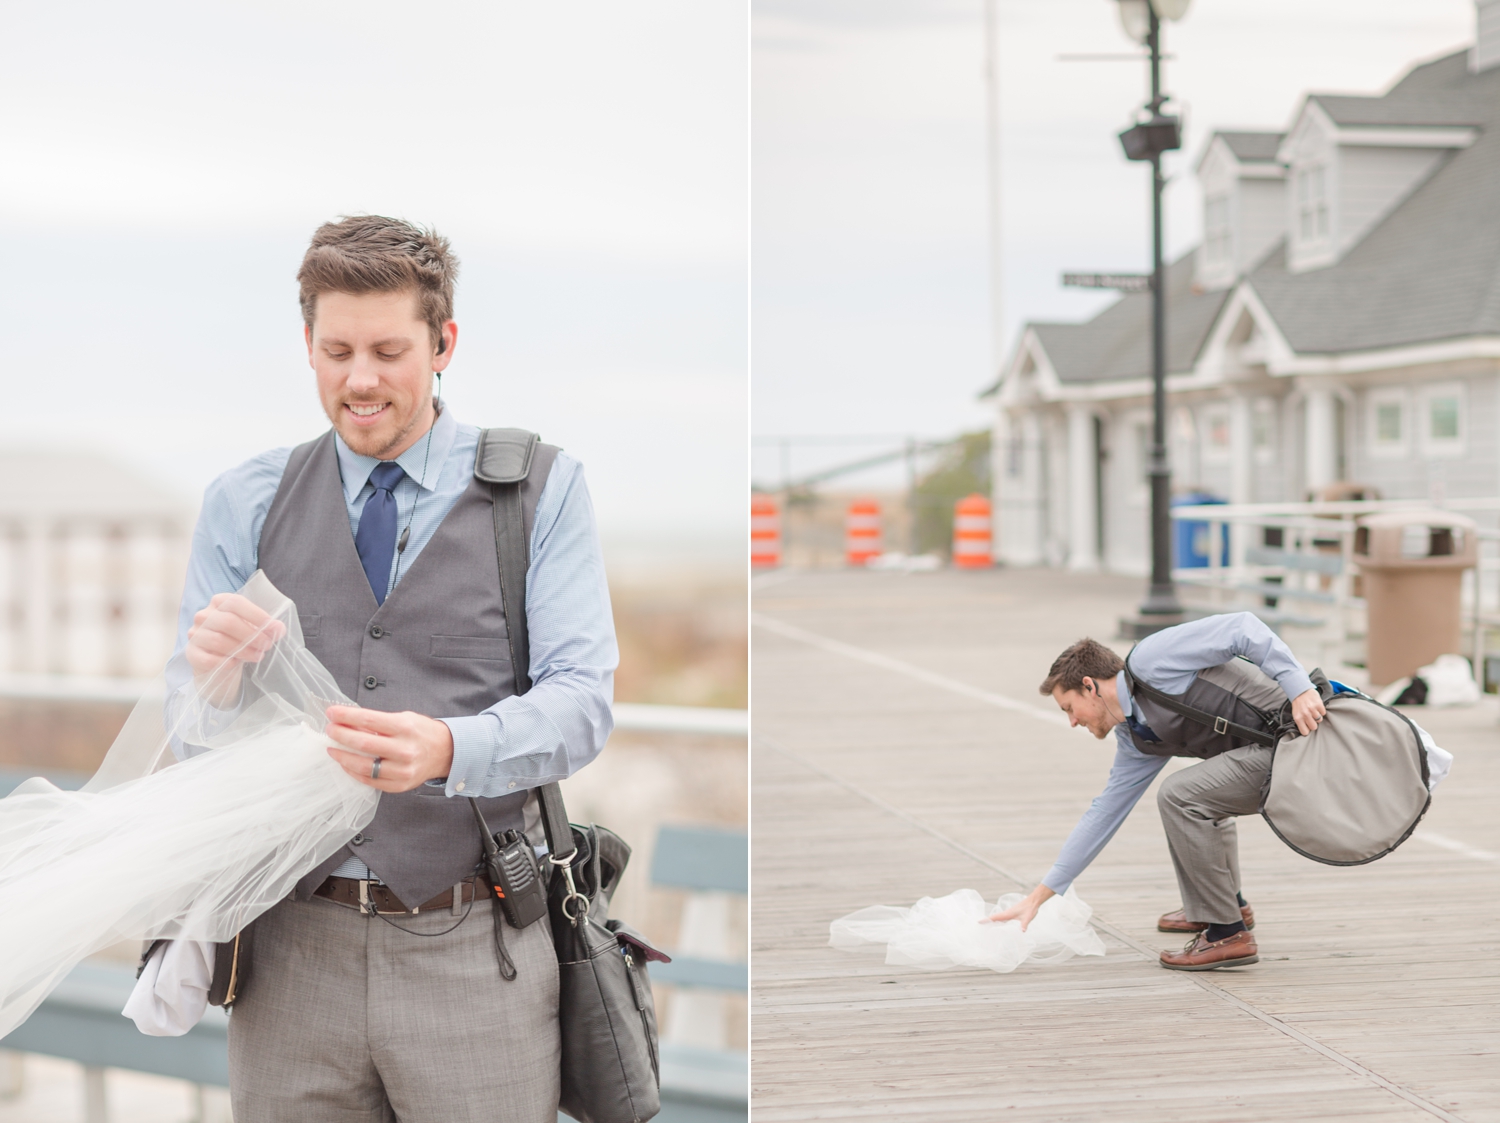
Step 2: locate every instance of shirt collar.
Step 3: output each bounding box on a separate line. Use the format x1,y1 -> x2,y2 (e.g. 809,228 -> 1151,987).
334,404 -> 458,505
1114,669 -> 1136,722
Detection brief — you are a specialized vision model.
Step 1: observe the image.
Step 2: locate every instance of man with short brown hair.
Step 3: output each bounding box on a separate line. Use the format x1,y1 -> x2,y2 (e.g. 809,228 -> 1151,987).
172,215 -> 616,1120
990,613 -> 1328,971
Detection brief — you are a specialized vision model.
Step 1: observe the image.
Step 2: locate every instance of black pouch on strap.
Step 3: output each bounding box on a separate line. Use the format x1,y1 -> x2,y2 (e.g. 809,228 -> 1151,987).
541,793 -> 668,1123
207,928 -> 251,1008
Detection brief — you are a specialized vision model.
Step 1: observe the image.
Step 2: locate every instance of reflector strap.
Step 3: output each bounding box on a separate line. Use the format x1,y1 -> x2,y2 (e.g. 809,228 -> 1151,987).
1123,653 -> 1278,748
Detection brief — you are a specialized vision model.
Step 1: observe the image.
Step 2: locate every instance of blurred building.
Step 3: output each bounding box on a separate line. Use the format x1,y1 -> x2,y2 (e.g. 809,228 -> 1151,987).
986,3 -> 1500,572
2,450 -> 191,680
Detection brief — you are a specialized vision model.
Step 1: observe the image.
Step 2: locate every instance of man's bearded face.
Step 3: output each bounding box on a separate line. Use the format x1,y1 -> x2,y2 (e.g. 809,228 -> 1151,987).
1052,683 -> 1115,739
308,289 -> 447,460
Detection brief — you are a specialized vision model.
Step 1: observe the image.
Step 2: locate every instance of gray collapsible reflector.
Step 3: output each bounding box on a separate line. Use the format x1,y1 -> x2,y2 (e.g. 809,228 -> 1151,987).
1260,693 -> 1430,865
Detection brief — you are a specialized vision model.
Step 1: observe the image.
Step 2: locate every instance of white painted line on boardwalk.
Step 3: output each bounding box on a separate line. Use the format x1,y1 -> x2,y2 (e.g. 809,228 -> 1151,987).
751,569 -> 799,592
1414,830 -> 1500,864
752,613 -> 1069,728
762,734 -> 1470,1123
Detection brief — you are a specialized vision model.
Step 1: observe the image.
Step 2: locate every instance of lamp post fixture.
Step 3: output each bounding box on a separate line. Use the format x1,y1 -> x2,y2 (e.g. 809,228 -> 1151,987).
1115,0 -> 1190,634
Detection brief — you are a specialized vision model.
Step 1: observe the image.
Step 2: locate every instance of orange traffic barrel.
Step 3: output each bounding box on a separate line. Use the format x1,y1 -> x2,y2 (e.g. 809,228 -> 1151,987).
952,494 -> 992,568
751,495 -> 781,568
845,499 -> 882,566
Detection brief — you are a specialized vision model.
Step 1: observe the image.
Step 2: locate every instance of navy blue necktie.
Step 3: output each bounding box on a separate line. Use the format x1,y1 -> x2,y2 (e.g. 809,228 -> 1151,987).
1127,713 -> 1162,743
354,462 -> 406,606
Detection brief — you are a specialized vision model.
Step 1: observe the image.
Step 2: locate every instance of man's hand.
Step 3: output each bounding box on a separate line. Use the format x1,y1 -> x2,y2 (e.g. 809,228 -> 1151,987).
1291,687 -> 1327,737
324,705 -> 455,793
186,593 -> 285,706
982,883 -> 1056,931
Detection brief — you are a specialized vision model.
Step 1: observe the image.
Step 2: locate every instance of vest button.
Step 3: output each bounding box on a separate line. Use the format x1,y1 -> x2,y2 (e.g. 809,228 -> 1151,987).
350,833 -> 365,846
370,625 -> 384,639
363,675 -> 378,690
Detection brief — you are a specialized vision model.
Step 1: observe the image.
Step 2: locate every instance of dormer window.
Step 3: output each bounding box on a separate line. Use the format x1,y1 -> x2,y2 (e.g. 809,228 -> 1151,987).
1193,131 -> 1286,291
1203,194 -> 1231,263
1296,165 -> 1329,242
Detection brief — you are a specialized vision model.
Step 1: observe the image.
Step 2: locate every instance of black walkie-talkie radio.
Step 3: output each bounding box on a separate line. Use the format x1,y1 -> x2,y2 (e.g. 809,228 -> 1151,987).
470,801 -> 548,929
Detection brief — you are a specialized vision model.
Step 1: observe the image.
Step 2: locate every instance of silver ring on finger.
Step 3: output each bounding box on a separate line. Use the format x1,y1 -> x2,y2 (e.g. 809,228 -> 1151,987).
371,757 -> 382,780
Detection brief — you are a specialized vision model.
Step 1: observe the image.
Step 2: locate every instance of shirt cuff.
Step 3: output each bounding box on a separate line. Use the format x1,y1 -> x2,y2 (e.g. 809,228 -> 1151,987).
439,713 -> 505,798
1276,669 -> 1316,701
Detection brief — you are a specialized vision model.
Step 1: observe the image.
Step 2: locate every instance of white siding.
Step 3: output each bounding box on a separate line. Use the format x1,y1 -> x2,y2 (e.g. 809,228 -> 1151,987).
1238,178 -> 1287,273
1345,376 -> 1500,501
1102,410 -> 1149,576
1475,0 -> 1500,73
996,408 -> 1044,566
1044,413 -> 1069,566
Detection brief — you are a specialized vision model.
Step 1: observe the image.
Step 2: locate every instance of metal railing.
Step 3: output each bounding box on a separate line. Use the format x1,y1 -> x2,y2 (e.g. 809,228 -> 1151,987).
1168,498 -> 1500,681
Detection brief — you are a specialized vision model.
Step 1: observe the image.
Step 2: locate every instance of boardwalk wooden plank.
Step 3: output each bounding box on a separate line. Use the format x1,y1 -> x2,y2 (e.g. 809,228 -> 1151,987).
752,568 -> 1499,1122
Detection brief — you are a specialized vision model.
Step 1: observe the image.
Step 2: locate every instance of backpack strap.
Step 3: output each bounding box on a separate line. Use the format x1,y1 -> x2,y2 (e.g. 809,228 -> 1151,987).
1122,650 -> 1280,748
473,428 -> 574,859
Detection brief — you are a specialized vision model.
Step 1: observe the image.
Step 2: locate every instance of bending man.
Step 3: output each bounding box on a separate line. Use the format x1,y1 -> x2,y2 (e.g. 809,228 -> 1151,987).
990,612 -> 1325,971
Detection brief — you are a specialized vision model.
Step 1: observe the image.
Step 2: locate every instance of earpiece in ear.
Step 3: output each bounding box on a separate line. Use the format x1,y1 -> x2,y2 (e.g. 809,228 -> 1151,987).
437,337 -> 447,355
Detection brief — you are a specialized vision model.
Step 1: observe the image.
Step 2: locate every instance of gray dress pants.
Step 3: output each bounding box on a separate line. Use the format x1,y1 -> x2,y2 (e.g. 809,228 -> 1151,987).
1156,746 -> 1274,926
228,894 -> 560,1123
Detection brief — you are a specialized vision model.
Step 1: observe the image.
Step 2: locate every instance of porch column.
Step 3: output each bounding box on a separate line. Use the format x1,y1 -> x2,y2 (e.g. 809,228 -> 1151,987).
1017,411 -> 1045,566
1066,403 -> 1098,571
1304,385 -> 1337,495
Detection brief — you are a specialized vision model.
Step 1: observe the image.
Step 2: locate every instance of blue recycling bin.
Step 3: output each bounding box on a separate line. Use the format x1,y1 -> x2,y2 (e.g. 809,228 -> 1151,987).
1172,492 -> 1229,568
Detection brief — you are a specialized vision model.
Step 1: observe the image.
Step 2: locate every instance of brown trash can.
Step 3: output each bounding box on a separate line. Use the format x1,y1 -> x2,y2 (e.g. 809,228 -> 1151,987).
1355,510 -> 1477,687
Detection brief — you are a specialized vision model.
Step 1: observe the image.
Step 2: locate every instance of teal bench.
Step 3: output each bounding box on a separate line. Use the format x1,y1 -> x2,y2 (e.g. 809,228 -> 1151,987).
648,825 -> 748,1123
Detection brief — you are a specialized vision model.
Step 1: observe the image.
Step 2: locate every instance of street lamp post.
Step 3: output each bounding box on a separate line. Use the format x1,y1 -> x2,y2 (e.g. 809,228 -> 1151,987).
1115,0 -> 1190,635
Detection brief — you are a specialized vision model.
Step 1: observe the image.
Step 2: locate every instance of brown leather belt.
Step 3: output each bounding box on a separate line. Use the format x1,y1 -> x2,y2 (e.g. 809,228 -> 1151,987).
314,875 -> 493,916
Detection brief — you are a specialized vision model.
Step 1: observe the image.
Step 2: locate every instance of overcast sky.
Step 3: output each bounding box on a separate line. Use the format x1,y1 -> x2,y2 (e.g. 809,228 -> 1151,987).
0,1 -> 747,564
752,0 -> 1478,488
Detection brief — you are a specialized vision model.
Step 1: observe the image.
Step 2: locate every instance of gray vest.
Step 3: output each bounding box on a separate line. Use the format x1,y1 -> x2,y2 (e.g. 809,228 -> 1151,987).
1127,657 -> 1286,759
258,428 -> 558,909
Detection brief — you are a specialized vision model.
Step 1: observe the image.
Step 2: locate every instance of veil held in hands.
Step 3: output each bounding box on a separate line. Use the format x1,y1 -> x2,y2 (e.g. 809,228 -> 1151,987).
0,571 -> 379,1039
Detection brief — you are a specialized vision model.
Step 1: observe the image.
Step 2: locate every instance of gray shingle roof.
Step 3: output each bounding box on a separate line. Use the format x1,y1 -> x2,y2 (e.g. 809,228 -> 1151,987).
1252,51 -> 1500,354
1003,49 -> 1500,390
1217,130 -> 1283,162
1027,253 -> 1231,384
1309,92 -> 1483,129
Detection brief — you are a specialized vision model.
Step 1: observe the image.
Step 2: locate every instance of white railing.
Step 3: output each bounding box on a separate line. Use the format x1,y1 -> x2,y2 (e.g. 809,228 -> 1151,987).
1168,498 -> 1500,682
0,673 -> 747,737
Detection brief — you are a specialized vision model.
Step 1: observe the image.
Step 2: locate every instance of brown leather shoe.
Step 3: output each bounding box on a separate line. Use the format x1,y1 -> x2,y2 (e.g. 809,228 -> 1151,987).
1157,903 -> 1255,933
1159,929 -> 1259,971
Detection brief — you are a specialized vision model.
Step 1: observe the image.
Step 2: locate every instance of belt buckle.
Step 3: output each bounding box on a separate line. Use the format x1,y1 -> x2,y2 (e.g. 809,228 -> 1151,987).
1213,716 -> 1229,735
360,879 -> 420,917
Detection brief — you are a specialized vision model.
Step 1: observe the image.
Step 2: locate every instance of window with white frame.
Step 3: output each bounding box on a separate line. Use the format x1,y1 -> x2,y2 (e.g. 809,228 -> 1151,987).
1295,165 -> 1329,243
1204,194 -> 1231,263
1201,405 -> 1232,463
1421,383 -> 1466,456
1366,389 -> 1407,458
1251,399 -> 1277,462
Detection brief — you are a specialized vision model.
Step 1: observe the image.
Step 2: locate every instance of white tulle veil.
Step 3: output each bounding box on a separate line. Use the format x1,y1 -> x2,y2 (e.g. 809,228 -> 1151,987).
0,571 -> 379,1038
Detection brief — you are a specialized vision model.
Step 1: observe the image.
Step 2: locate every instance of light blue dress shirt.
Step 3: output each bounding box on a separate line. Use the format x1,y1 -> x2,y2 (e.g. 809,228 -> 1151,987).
1040,612 -> 1313,894
169,406 -> 618,879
